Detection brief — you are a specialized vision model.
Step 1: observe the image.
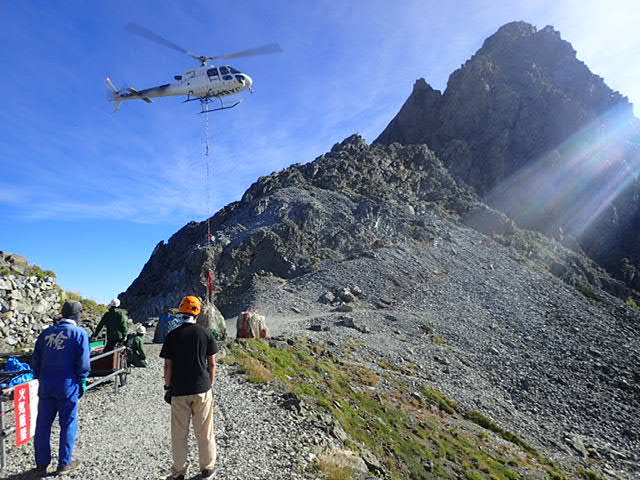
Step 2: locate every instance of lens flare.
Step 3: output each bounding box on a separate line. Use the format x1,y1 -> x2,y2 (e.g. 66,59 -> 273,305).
485,105 -> 640,241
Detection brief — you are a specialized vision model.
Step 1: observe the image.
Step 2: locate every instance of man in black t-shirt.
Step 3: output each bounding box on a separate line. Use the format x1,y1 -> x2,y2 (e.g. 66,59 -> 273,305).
160,296 -> 218,480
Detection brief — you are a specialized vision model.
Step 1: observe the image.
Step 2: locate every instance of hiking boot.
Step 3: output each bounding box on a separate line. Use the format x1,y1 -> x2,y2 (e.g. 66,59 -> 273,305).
56,459 -> 80,475
33,465 -> 48,477
201,469 -> 214,480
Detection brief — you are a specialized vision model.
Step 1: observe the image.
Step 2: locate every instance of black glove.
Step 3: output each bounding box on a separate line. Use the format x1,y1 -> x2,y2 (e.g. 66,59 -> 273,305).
164,386 -> 172,405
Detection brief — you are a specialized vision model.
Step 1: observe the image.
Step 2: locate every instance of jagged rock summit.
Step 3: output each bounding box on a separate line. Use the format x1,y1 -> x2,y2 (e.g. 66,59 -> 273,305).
376,21 -> 634,189
375,21 -> 640,293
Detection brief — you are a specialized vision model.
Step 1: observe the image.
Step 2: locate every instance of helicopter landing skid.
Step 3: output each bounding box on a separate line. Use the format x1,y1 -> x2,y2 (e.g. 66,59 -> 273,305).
184,95 -> 244,113
199,98 -> 243,114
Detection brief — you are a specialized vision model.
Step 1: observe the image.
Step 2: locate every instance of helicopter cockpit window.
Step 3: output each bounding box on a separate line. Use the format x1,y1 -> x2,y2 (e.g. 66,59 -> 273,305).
229,67 -> 240,74
235,75 -> 245,83
207,68 -> 219,77
219,66 -> 229,75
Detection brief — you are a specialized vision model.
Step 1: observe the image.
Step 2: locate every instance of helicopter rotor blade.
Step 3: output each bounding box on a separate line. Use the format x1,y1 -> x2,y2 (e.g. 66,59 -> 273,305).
124,22 -> 196,57
207,43 -> 283,61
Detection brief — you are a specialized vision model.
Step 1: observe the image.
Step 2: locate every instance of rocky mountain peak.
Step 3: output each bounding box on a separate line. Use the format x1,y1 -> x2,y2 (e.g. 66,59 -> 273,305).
375,22 -> 640,292
378,21 -> 633,174
479,21 -> 546,51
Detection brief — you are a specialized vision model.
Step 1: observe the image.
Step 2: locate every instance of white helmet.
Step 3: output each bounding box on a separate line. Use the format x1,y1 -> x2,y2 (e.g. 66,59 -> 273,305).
110,298 -> 121,308
135,324 -> 146,335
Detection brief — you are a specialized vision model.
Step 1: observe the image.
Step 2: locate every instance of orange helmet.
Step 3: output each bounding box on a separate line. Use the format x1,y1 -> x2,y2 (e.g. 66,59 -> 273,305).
178,296 -> 202,316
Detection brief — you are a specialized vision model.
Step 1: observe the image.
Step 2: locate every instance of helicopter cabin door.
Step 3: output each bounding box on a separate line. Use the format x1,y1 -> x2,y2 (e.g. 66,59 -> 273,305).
207,68 -> 220,83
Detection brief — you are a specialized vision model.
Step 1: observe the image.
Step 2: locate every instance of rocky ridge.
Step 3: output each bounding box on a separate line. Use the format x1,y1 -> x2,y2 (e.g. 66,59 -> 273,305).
122,136 -> 631,319
121,136 -> 477,319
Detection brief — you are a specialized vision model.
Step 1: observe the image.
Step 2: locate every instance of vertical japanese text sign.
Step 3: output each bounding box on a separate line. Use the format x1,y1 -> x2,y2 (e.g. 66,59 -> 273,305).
13,380 -> 38,446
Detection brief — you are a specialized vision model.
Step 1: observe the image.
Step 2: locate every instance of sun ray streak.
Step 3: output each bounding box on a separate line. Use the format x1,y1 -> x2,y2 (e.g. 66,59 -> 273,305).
485,105 -> 640,240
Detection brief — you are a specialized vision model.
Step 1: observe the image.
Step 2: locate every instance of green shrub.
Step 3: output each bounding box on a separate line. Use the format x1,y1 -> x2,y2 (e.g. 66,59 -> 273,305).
26,265 -> 56,280
626,297 -> 640,311
465,411 -> 536,455
576,285 -> 600,301
577,468 -> 604,480
63,291 -> 107,318
422,387 -> 460,414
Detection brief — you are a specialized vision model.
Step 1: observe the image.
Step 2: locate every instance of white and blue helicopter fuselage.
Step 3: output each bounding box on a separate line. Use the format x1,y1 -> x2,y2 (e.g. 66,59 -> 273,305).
107,64 -> 253,111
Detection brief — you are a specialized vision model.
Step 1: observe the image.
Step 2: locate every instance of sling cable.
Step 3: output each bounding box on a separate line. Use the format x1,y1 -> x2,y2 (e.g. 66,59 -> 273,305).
201,104 -> 217,303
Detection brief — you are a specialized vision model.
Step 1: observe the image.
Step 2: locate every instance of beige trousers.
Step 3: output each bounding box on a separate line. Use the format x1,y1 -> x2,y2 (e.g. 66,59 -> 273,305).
170,390 -> 216,476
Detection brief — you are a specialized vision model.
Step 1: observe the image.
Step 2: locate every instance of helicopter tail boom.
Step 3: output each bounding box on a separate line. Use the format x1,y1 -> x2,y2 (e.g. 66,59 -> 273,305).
105,77 -> 155,110
127,87 -> 153,103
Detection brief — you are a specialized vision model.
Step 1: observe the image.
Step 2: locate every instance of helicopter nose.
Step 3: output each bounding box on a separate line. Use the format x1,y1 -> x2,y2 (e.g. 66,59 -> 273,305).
243,74 -> 253,90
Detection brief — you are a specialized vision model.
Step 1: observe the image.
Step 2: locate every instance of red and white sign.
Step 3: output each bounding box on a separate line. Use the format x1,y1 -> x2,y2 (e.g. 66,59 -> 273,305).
13,380 -> 38,447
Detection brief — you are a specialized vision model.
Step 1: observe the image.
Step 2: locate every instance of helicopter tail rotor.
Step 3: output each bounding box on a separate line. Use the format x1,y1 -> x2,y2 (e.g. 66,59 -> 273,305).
105,77 -> 126,112
105,77 -> 118,93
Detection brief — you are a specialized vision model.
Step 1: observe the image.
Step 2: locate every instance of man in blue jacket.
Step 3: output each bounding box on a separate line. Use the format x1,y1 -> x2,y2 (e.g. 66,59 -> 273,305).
31,300 -> 90,476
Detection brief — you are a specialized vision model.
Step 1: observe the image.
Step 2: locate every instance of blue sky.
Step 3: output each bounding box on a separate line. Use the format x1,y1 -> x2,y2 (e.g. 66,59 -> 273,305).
0,0 -> 638,304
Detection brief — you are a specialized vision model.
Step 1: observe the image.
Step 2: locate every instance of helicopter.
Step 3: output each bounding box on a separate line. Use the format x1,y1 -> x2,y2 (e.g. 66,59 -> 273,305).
106,23 -> 282,113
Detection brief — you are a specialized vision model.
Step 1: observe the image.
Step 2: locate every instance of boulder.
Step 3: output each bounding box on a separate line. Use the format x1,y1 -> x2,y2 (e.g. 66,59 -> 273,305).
462,204 -> 515,237
5,254 -> 28,265
197,301 -> 226,340
317,449 -> 369,479
337,288 -> 356,303
319,291 -> 335,304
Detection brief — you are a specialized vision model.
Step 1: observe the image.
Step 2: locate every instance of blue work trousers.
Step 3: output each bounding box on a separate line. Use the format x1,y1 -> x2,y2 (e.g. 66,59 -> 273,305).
34,393 -> 79,467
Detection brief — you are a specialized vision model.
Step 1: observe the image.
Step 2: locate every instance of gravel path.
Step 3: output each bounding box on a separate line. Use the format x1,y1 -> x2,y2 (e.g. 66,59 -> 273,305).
1,333 -> 329,480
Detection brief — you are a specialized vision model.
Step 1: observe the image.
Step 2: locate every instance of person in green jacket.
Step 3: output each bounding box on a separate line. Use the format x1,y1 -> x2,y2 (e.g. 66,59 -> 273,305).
127,324 -> 147,367
93,299 -> 128,352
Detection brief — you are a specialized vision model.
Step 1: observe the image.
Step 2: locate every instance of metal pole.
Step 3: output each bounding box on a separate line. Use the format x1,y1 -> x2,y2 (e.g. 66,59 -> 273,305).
85,368 -> 126,391
114,352 -> 119,394
90,346 -> 125,362
0,390 -> 6,470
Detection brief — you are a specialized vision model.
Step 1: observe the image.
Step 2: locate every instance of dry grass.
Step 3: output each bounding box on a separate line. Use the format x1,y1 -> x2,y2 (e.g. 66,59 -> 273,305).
316,454 -> 356,480
352,366 -> 381,386
236,356 -> 274,383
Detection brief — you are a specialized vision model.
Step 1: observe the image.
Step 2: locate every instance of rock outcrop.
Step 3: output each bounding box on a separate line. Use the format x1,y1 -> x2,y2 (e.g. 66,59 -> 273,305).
375,21 -> 640,292
0,251 -> 62,350
120,137 -> 478,319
